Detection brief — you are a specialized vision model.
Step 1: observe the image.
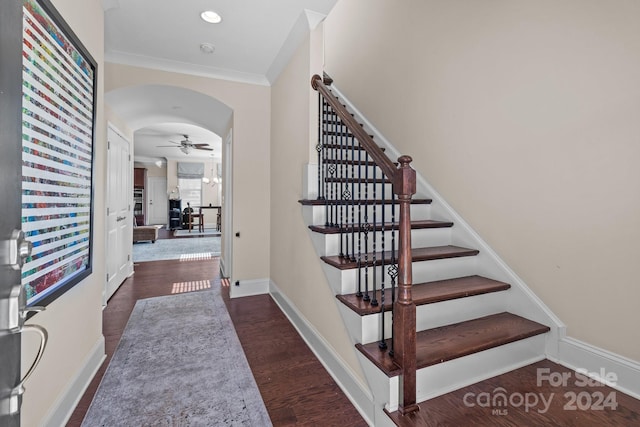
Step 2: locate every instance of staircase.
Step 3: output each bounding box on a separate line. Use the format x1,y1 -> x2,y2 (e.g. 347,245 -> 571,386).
299,74 -> 561,426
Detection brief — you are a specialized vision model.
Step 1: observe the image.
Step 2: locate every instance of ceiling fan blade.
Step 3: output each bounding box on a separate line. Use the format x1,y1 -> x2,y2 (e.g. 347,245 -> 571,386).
195,147 -> 214,151
156,145 -> 181,148
193,143 -> 211,148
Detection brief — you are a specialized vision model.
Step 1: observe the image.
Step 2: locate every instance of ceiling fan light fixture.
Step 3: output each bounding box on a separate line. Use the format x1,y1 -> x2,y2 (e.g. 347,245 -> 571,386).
201,10 -> 222,24
180,146 -> 191,155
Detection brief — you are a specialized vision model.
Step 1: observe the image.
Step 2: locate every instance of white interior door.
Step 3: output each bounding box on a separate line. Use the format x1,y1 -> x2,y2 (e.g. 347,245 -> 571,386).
106,125 -> 132,303
147,177 -> 167,225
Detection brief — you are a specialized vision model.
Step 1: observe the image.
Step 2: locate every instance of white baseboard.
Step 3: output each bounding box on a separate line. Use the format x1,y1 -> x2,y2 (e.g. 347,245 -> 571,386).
551,337 -> 640,400
41,336 -> 105,427
269,280 -> 375,426
229,277 -> 270,298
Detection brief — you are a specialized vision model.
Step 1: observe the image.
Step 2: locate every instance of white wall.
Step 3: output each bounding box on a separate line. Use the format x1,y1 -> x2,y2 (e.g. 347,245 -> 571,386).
270,23 -> 367,388
106,63 -> 271,282
324,0 -> 640,362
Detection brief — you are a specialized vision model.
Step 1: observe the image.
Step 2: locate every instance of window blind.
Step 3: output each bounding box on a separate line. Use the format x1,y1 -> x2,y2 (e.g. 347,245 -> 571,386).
177,162 -> 205,179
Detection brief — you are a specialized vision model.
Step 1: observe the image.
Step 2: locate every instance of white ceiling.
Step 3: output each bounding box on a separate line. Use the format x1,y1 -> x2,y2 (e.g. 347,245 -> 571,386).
134,123 -> 222,163
103,0 -> 338,162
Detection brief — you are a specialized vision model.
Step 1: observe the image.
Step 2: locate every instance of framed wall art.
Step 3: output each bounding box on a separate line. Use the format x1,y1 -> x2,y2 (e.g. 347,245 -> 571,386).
21,0 -> 97,307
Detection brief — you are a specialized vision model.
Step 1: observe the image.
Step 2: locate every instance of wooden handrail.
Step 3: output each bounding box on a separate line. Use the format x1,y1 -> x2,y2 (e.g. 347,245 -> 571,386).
311,75 -> 397,180
311,74 -> 419,415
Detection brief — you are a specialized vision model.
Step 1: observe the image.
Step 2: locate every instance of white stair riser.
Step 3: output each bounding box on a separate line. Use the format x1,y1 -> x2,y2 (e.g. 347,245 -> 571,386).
311,227 -> 452,257
357,334 -> 548,413
339,290 -> 509,345
411,256 -> 480,285
302,203 -> 433,227
322,256 -> 480,296
320,183 -> 393,205
414,335 -> 547,404
321,164 -> 387,180
318,144 -> 389,161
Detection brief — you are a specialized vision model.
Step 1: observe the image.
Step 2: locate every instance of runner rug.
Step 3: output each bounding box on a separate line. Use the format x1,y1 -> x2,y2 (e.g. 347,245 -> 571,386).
132,236 -> 220,262
81,289 -> 272,426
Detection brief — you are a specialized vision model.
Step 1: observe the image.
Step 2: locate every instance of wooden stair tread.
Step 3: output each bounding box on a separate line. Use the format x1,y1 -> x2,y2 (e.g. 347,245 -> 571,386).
299,198 -> 432,206
337,275 -> 510,315
321,245 -> 479,270
322,117 -> 360,126
324,177 -> 392,184
322,143 -> 386,152
356,312 -> 550,377
324,158 -> 398,167
323,130 -> 375,139
310,219 -> 453,234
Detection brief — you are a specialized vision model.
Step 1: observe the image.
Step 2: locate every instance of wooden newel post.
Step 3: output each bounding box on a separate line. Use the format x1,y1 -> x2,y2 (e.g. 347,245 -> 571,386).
392,155 -> 419,415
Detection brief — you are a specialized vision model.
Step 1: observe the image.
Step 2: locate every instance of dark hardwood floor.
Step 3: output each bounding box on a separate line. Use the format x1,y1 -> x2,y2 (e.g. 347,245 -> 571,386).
388,358 -> 640,426
66,247 -> 366,426
222,283 -> 367,426
66,232 -> 640,426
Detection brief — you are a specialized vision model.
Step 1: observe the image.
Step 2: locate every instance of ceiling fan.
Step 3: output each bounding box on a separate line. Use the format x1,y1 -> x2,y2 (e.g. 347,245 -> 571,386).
156,134 -> 213,154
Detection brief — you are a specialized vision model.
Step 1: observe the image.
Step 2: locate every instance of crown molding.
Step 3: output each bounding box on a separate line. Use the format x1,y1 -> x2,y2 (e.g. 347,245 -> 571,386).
105,51 -> 271,86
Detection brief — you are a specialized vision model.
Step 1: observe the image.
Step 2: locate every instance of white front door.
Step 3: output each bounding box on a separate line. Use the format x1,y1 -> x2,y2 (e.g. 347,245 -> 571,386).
105,125 -> 132,302
147,177 -> 167,225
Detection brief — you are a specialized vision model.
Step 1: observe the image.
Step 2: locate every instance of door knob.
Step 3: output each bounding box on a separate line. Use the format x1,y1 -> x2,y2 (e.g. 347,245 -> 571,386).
4,230 -> 32,270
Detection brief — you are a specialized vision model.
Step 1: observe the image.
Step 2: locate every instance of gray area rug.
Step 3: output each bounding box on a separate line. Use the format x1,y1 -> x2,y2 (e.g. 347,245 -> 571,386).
81,289 -> 272,427
133,236 -> 220,262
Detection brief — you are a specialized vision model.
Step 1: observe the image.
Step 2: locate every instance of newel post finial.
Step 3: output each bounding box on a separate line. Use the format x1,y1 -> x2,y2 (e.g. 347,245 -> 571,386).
311,74 -> 322,90
394,155 -> 416,201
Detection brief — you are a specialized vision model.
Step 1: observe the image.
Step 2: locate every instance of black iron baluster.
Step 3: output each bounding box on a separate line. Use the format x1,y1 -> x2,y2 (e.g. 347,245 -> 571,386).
379,169 -> 387,349
342,123 -> 351,259
363,151 -> 370,302
370,160 -> 379,307
316,93 -> 323,200
387,192 -> 398,356
356,140 -> 363,298
322,98 -> 330,226
339,118 -> 346,258
350,134 -> 356,262
329,111 -> 338,227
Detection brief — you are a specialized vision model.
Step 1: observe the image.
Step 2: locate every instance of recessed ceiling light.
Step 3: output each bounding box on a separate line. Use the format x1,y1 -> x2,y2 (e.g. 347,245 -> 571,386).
201,10 -> 222,24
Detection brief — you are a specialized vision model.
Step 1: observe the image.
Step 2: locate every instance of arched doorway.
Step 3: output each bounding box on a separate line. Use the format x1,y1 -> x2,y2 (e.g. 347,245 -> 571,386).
104,84 -> 234,297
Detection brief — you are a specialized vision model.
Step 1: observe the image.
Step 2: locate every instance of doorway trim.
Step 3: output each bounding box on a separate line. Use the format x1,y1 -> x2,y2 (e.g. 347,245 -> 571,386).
221,129 -> 233,279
